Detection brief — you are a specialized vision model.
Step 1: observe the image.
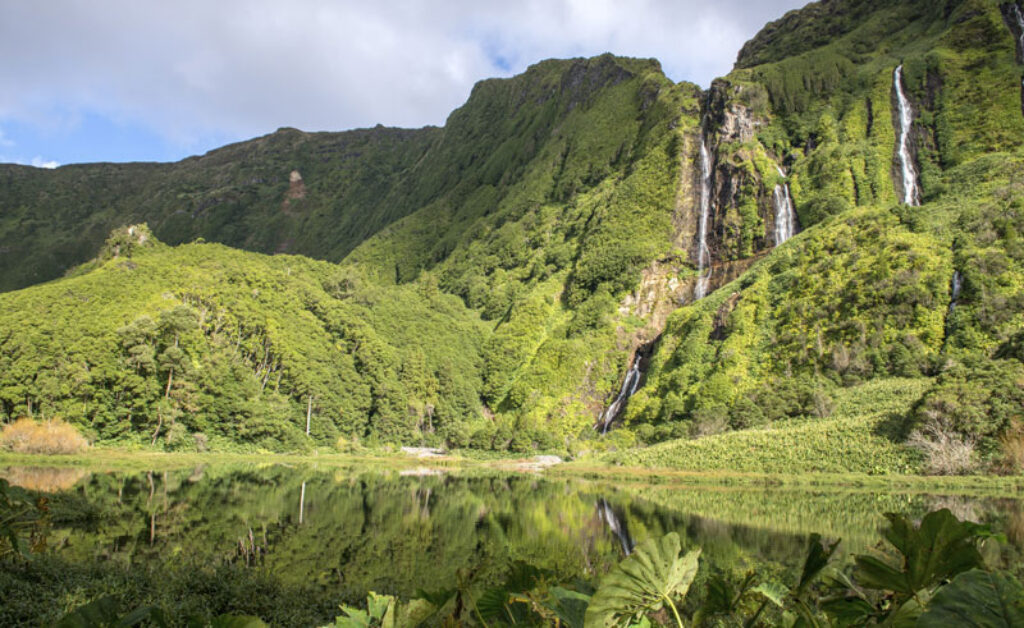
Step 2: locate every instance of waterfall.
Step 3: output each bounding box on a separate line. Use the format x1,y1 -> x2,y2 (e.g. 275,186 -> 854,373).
597,358 -> 641,434
598,498 -> 635,556
1011,4 -> 1024,59
949,270 -> 963,314
694,135 -> 713,300
893,65 -> 921,206
772,166 -> 797,246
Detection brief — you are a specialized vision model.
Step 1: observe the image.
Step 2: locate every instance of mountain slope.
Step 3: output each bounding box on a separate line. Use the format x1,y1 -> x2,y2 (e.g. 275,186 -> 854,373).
618,0 -> 1024,465
0,0 -> 1022,461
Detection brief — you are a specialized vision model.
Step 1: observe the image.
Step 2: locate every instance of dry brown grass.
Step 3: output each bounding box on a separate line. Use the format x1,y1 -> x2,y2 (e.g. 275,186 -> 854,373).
0,418 -> 89,455
907,418 -> 977,476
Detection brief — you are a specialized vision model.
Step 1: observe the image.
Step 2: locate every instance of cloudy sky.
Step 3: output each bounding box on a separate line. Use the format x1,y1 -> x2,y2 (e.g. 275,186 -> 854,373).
0,0 -> 806,167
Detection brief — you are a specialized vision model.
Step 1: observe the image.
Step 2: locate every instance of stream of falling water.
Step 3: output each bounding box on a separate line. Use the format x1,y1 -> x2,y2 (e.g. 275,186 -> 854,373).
773,166 -> 797,246
949,270 -> 963,314
694,135 -> 713,299
597,358 -> 641,434
894,65 -> 921,206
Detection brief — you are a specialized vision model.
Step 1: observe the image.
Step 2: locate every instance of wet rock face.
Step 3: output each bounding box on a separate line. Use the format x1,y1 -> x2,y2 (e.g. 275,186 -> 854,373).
1000,2 -> 1024,64
700,82 -> 776,269
706,80 -> 761,144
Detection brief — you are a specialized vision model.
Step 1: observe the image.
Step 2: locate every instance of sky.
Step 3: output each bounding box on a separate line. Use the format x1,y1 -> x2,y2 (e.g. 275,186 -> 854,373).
0,0 -> 807,167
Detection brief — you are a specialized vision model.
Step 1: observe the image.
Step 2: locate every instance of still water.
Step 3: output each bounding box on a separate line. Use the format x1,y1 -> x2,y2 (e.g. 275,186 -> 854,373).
2,463 -> 1023,625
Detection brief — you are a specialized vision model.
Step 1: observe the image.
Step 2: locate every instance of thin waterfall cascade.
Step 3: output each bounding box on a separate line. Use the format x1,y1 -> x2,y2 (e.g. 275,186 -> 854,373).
893,65 -> 921,206
772,166 -> 797,246
949,270 -> 963,314
597,358 -> 641,434
694,134 -> 714,300
598,498 -> 635,556
1011,4 -> 1024,58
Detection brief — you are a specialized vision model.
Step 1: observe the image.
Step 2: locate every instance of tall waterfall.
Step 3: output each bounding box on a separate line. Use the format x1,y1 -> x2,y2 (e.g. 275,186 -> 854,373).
597,358 -> 641,434
893,65 -> 921,206
694,136 -> 713,300
773,166 -> 797,246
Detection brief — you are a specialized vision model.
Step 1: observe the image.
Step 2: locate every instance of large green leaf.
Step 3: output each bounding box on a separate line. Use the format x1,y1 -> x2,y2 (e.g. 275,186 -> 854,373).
391,599 -> 436,628
918,569 -> 1024,627
750,581 -> 788,608
855,509 -> 983,597
797,534 -> 840,594
818,596 -> 874,627
585,532 -> 700,627
366,592 -> 395,623
547,586 -> 591,628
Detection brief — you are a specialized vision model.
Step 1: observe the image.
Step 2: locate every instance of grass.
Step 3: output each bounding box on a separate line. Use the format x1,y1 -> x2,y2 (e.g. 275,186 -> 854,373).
605,379 -> 932,475
553,465 -> 1024,496
0,448 -> 463,473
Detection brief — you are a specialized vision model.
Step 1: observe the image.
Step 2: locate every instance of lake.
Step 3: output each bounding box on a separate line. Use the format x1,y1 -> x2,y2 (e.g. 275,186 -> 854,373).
2,463 -> 1023,625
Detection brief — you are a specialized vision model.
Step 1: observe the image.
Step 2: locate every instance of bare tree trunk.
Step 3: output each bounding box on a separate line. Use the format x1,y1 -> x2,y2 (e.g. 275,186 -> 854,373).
306,395 -> 313,436
299,482 -> 306,525
151,409 -> 163,445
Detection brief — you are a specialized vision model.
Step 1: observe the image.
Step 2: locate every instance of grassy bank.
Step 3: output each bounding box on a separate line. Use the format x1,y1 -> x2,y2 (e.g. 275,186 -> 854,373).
604,378 -> 931,475
0,449 -> 462,473
3,448 -> 1023,499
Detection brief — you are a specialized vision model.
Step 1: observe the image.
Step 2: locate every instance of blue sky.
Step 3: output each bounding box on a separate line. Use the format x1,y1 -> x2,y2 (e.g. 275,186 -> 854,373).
0,0 -> 807,168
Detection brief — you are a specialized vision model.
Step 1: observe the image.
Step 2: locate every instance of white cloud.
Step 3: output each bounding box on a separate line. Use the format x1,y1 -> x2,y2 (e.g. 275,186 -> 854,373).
30,156 -> 59,169
0,0 -> 805,156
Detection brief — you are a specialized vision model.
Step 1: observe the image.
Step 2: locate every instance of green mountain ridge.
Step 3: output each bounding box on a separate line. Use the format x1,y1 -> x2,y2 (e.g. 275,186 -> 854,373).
0,0 -> 1022,465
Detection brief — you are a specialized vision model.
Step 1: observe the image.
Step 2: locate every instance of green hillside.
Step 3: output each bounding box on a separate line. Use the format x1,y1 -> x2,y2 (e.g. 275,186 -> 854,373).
0,227 -> 488,449
0,0 -> 1022,466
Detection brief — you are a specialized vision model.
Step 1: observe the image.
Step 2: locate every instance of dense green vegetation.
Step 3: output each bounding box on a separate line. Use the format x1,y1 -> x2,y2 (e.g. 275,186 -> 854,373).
611,379 -> 929,474
0,227 -> 488,449
616,0 -> 1024,470
0,0 -> 1022,463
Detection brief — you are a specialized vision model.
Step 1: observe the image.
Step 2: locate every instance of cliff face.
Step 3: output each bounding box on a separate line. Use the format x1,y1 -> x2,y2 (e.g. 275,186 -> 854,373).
622,0 -> 1024,451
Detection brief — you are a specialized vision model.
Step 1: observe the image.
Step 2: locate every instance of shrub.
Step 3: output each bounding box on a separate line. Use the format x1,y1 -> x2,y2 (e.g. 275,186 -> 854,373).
193,432 -> 209,453
689,406 -> 729,438
907,418 -> 977,475
163,422 -> 190,451
469,425 -> 497,450
998,421 -> 1024,475
0,418 -> 89,455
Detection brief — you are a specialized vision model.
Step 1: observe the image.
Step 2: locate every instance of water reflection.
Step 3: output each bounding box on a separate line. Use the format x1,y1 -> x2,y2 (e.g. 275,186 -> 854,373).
597,497 -> 635,556
3,464 -> 1023,621
0,465 -> 90,492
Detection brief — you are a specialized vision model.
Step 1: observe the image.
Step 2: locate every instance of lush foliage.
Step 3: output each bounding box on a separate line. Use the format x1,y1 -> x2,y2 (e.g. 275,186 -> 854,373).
0,234 -> 489,450
0,0 -> 1022,458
